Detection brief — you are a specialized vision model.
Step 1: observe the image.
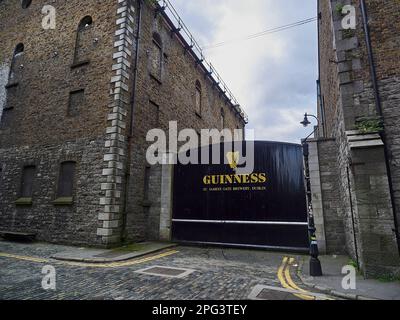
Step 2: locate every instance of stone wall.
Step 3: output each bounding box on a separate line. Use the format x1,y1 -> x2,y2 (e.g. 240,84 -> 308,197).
0,138 -> 105,246
317,0 -> 400,277
318,139 -> 346,254
123,1 -> 246,243
350,144 -> 400,277
0,0 -> 117,147
361,0 -> 400,244
0,0 -> 246,247
0,0 -> 119,246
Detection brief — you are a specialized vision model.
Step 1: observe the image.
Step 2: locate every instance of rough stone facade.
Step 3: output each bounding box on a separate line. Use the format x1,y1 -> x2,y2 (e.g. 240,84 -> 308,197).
123,1 -> 246,244
315,0 -> 400,277
0,0 -> 246,247
309,138 -> 345,255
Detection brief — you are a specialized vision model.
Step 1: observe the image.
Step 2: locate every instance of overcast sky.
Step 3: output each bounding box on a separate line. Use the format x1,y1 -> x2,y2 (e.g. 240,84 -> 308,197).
172,0 -> 318,144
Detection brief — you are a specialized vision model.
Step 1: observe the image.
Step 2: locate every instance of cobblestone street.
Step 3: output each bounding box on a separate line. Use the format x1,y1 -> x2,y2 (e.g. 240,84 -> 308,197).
0,240 -> 323,300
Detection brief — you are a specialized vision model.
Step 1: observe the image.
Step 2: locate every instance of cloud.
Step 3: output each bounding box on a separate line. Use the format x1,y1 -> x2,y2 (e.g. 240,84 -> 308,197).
172,0 -> 318,143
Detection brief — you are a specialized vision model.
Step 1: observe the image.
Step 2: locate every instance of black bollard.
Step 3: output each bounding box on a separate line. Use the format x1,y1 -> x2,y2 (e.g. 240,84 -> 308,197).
309,218 -> 323,277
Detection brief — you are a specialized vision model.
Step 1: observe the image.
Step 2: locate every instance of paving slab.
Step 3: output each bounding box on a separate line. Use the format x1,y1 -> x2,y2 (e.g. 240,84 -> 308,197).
299,255 -> 400,300
51,242 -> 177,263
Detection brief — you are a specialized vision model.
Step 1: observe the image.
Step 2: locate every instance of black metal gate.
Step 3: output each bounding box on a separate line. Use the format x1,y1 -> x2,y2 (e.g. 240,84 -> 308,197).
172,141 -> 309,251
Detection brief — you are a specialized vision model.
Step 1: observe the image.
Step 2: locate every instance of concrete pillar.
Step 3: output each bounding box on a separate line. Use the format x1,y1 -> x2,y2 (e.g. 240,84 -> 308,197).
308,139 -> 327,254
159,159 -> 174,242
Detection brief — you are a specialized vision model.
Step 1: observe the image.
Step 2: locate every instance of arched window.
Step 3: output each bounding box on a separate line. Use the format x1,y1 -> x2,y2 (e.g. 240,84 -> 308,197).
8,43 -> 25,84
195,81 -> 202,116
78,16 -> 93,31
73,16 -> 94,64
150,32 -> 163,79
21,0 -> 32,9
14,43 -> 24,56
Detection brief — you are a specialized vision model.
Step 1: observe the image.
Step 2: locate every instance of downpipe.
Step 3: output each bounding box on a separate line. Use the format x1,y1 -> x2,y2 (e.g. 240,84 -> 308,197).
121,0 -> 143,243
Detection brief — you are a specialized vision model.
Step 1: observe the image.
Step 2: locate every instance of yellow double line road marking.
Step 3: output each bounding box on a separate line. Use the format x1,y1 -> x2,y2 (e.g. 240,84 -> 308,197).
278,257 -> 319,300
0,252 -> 49,264
0,250 -> 179,268
62,250 -> 179,268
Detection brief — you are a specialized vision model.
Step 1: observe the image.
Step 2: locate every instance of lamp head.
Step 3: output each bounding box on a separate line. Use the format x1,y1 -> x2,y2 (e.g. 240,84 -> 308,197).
301,113 -> 312,127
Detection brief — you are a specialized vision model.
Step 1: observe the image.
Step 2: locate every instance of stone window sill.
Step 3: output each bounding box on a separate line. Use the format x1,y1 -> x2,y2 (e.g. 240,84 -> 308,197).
53,197 -> 74,206
71,60 -> 90,69
5,82 -> 19,89
15,198 -> 33,206
150,73 -> 162,85
141,200 -> 152,208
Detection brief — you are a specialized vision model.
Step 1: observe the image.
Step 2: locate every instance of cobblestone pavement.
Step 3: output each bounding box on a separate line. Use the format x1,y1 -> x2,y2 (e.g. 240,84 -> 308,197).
0,240 -> 316,300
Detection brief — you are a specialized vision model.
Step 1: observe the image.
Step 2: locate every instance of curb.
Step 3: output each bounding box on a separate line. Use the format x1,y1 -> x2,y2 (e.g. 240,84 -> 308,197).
296,259 -> 379,301
51,244 -> 178,264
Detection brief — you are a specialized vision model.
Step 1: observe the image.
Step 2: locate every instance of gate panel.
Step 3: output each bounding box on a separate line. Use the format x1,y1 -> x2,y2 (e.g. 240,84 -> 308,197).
172,141 -> 309,250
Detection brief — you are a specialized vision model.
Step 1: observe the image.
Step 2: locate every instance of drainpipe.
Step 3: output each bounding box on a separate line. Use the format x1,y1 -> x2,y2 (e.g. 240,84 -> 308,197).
346,166 -> 360,269
121,0 -> 143,242
360,0 -> 400,254
317,0 -> 326,137
129,0 -> 143,138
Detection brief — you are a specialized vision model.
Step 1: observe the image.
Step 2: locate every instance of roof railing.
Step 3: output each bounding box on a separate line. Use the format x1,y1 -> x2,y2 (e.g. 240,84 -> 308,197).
152,0 -> 249,124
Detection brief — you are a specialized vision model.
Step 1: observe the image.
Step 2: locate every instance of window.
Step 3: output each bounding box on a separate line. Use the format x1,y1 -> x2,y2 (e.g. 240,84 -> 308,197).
150,32 -> 162,79
21,0 -> 32,9
57,161 -> 76,198
149,100 -> 160,129
68,89 -> 84,117
14,43 -> 24,56
73,16 -> 93,65
8,43 -> 25,84
20,165 -> 36,198
195,81 -> 202,116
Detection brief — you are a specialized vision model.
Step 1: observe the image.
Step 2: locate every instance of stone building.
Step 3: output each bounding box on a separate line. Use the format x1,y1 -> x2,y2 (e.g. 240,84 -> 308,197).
0,0 -> 246,247
311,0 -> 400,277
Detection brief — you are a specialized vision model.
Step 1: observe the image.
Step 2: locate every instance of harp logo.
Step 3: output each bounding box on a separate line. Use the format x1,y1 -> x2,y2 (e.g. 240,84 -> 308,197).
226,151 -> 240,170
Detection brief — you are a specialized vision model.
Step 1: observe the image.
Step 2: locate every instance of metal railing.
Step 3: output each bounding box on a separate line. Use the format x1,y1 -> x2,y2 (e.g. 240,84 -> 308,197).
153,0 -> 249,123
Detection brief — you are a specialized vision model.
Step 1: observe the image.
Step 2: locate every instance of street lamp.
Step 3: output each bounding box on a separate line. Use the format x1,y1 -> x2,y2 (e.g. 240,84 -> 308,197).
300,114 -> 312,127
300,113 -> 319,138
301,113 -> 323,277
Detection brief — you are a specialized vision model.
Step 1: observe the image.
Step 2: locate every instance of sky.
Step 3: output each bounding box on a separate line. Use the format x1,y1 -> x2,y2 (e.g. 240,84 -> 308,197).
171,0 -> 318,144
